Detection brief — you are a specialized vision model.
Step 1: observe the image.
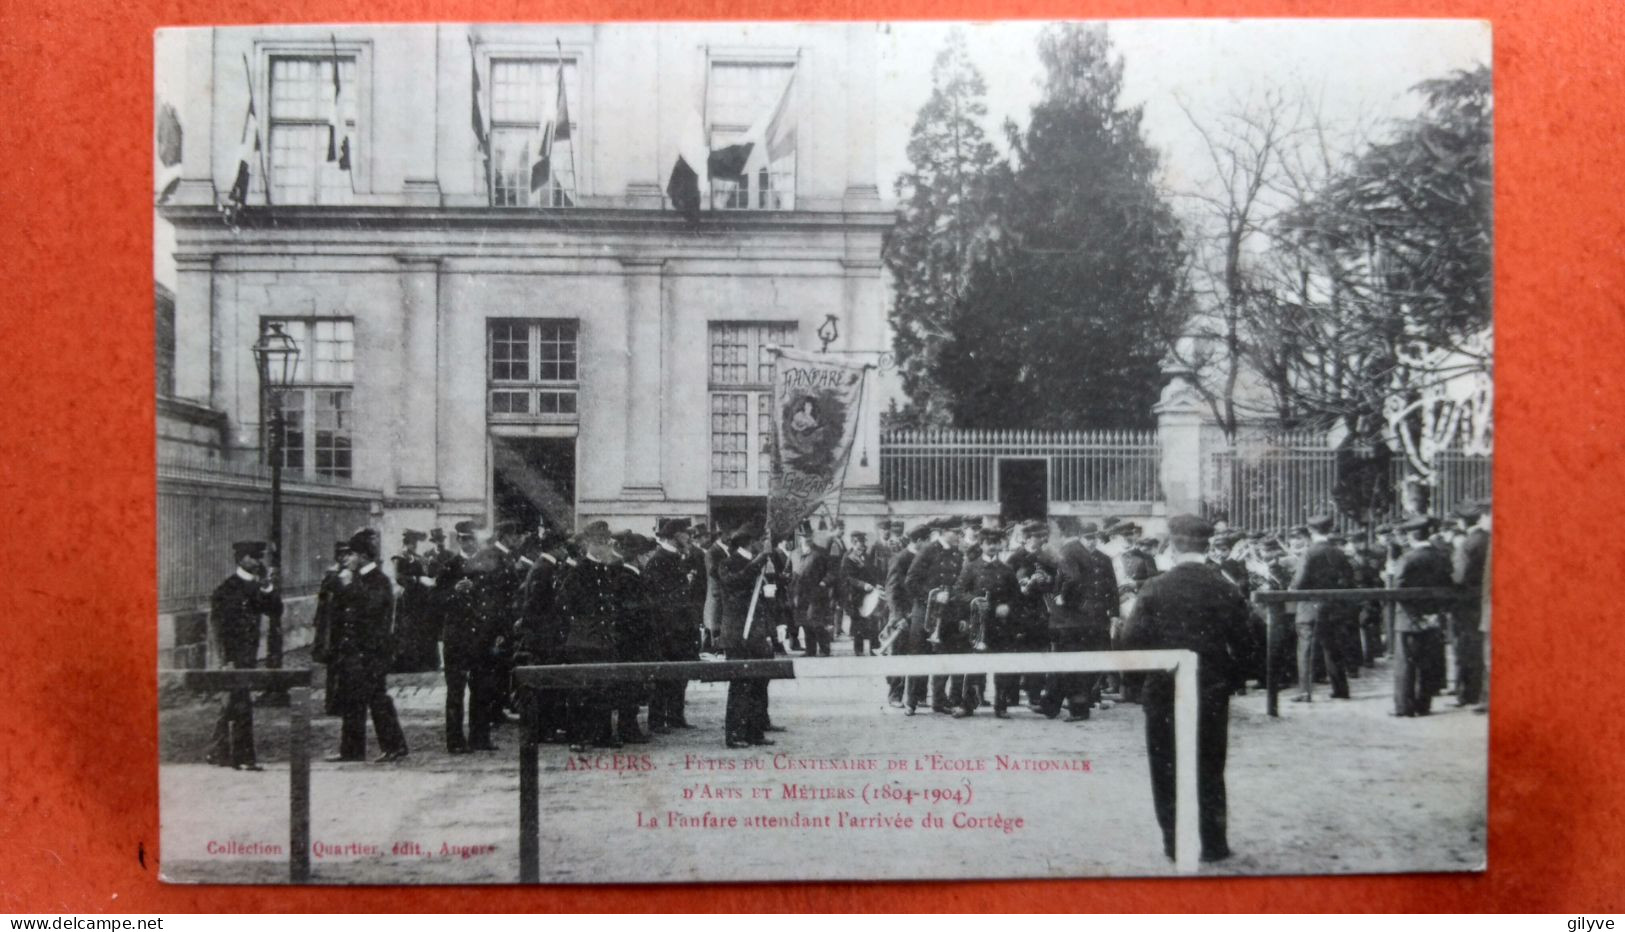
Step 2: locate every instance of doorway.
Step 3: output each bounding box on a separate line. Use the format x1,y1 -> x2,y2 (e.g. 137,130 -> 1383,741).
998,458 -> 1048,523
492,436 -> 576,533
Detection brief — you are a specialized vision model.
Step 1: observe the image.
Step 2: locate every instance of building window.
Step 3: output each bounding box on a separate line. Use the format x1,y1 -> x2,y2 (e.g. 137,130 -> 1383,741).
488,319 -> 579,421
268,56 -> 358,205
488,58 -> 579,207
708,321 -> 796,491
707,61 -> 796,210
261,318 -> 355,479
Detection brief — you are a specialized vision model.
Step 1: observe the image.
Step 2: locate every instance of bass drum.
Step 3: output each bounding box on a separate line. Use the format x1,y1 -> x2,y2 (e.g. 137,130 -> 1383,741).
859,588 -> 885,619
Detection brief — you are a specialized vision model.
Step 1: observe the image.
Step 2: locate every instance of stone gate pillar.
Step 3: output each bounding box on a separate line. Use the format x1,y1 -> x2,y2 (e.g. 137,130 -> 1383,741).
1155,358 -> 1209,517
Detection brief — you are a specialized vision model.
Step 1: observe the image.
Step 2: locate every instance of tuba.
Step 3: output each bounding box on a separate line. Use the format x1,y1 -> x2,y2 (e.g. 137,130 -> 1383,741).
970,591 -> 991,652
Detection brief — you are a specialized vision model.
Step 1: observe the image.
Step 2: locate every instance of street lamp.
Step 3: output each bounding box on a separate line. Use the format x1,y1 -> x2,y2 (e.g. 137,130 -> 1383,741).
252,322 -> 300,678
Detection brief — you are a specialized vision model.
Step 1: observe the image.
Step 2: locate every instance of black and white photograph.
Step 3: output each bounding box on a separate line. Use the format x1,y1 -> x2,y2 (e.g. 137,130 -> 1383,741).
153,19 -> 1493,884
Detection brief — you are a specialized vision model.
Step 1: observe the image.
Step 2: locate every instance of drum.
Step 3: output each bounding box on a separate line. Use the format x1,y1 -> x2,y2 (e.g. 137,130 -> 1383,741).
859,588 -> 884,619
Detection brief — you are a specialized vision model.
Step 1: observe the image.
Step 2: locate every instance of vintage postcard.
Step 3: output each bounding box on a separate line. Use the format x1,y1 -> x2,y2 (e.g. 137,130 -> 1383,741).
155,19 -> 1493,883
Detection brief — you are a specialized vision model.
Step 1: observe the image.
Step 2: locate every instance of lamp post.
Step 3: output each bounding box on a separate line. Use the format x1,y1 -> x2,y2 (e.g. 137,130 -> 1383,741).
252,322 -> 301,679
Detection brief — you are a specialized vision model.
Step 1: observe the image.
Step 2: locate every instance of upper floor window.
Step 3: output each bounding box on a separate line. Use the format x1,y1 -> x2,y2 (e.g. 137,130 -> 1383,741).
707,61 -> 796,210
489,58 -> 579,208
268,56 -> 358,205
261,318 -> 355,479
488,319 -> 579,421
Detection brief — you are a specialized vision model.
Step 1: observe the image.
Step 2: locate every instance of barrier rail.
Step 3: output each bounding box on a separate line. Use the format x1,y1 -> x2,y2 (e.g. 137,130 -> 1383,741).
1249,587 -> 1477,717
512,650 -> 1202,880
158,668 -> 314,882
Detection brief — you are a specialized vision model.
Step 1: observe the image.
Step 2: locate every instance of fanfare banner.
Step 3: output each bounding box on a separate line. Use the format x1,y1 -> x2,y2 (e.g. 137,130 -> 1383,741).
768,348 -> 868,540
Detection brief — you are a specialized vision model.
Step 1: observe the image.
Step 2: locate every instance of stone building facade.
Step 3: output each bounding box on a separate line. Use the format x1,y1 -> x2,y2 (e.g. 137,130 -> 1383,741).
159,23 -> 892,546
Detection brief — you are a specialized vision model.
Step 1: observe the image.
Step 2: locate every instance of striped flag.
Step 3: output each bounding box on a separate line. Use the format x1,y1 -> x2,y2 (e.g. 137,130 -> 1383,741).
326,35 -> 351,171
227,89 -> 262,207
529,60 -> 571,198
469,36 -> 490,193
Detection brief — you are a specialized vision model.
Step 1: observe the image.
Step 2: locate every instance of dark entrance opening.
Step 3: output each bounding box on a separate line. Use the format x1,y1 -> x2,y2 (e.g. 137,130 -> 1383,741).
998,458 -> 1048,523
709,496 -> 767,542
492,436 -> 576,532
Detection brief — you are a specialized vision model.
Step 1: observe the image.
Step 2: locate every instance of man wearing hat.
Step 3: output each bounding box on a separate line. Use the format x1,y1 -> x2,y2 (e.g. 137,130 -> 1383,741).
609,531 -> 657,744
903,518 -> 964,715
310,539 -> 352,717
391,530 -> 440,673
1391,515 -> 1455,716
841,530 -> 886,656
647,518 -> 700,733
205,540 -> 283,770
945,526 -> 1010,716
792,524 -> 836,658
1451,499 -> 1490,708
1122,514 -> 1252,863
439,519 -> 489,753
1287,514 -> 1354,702
514,526 -> 571,743
1012,520 -> 1056,708
881,523 -> 928,705
702,521 -> 730,654
717,525 -> 777,748
327,528 -> 410,763
551,521 -> 621,750
682,521 -> 711,658
1041,517 -> 1118,721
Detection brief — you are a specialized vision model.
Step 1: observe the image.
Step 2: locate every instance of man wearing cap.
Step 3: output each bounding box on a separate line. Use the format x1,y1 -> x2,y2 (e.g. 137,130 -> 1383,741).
392,530 -> 440,673
841,531 -> 885,656
718,525 -> 777,748
1012,520 -> 1056,708
946,526 -> 1009,716
903,518 -> 964,715
554,521 -> 625,751
206,541 -> 283,770
1122,514 -> 1252,863
515,527 -> 570,743
881,524 -> 927,706
311,540 -> 351,717
1452,500 -> 1490,708
1392,516 -> 1455,716
1288,514 -> 1354,703
1042,517 -> 1118,721
327,529 -> 410,763
703,522 -> 731,655
792,526 -> 836,657
682,522 -> 710,661
647,519 -> 699,733
609,531 -> 657,744
437,520 -> 482,752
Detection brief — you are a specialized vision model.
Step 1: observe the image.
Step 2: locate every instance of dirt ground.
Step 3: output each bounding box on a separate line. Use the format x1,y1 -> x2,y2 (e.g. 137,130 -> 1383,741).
157,644 -> 1487,885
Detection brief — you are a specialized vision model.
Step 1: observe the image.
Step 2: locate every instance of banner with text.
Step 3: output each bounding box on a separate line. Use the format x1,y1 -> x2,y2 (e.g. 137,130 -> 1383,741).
768,348 -> 868,541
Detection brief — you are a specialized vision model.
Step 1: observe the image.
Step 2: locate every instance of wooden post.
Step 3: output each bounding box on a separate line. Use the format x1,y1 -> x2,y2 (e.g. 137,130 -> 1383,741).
288,685 -> 311,883
1265,603 -> 1281,718
519,736 -> 540,883
1171,655 -> 1201,874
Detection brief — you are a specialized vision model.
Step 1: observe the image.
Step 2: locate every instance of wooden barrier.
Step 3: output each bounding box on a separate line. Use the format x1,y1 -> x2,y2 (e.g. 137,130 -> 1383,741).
1249,587 -> 1477,717
512,650 -> 1201,881
159,668 -> 314,883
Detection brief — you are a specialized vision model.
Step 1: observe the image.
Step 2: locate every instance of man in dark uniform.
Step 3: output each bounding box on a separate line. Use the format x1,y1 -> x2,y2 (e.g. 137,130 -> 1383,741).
326,528 -> 409,763
609,531 -> 657,744
391,529 -> 440,673
206,540 -> 282,770
555,521 -> 624,752
1011,520 -> 1056,709
646,519 -> 699,734
1122,514 -> 1251,863
718,525 -> 777,748
965,529 -> 1023,717
1289,514 -> 1353,702
1451,500 -> 1490,707
947,526 -> 1009,717
514,527 -> 570,743
903,519 -> 964,715
437,520 -> 481,752
467,519 -> 527,745
1392,515 -> 1455,716
681,523 -> 710,666
1042,518 -> 1118,721
792,528 -> 836,657
882,524 -> 925,706
841,531 -> 885,656
311,540 -> 351,717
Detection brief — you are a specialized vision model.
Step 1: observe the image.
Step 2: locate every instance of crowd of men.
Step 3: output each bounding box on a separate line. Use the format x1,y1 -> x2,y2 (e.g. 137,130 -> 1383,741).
206,498 -> 1491,859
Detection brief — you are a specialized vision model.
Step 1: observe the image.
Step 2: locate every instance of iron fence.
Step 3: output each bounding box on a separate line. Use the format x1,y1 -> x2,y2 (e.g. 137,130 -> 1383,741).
158,450 -> 381,613
1203,440 -> 1491,531
880,429 -> 1162,503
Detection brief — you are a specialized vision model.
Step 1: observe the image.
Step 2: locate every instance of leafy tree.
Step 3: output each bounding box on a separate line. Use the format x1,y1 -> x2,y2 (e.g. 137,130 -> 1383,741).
938,24 -> 1188,429
882,29 -> 1009,430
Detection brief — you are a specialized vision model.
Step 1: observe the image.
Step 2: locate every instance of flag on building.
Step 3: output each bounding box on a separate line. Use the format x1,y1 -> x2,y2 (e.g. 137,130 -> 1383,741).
665,107 -> 711,222
469,37 -> 490,193
326,35 -> 351,171
767,347 -> 869,540
743,66 -> 797,176
529,60 -> 572,198
155,102 -> 184,204
226,87 -> 263,208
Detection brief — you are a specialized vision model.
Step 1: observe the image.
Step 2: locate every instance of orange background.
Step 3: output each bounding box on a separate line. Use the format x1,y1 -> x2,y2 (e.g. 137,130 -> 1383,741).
2,0 -> 1622,913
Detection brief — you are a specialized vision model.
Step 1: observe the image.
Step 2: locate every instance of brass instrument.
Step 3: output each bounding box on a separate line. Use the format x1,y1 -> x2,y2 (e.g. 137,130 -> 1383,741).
874,615 -> 907,655
970,592 -> 991,652
924,586 -> 951,647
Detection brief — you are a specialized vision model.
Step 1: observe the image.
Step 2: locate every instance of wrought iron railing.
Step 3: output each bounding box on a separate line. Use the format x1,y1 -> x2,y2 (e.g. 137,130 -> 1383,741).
880,429 -> 1162,503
